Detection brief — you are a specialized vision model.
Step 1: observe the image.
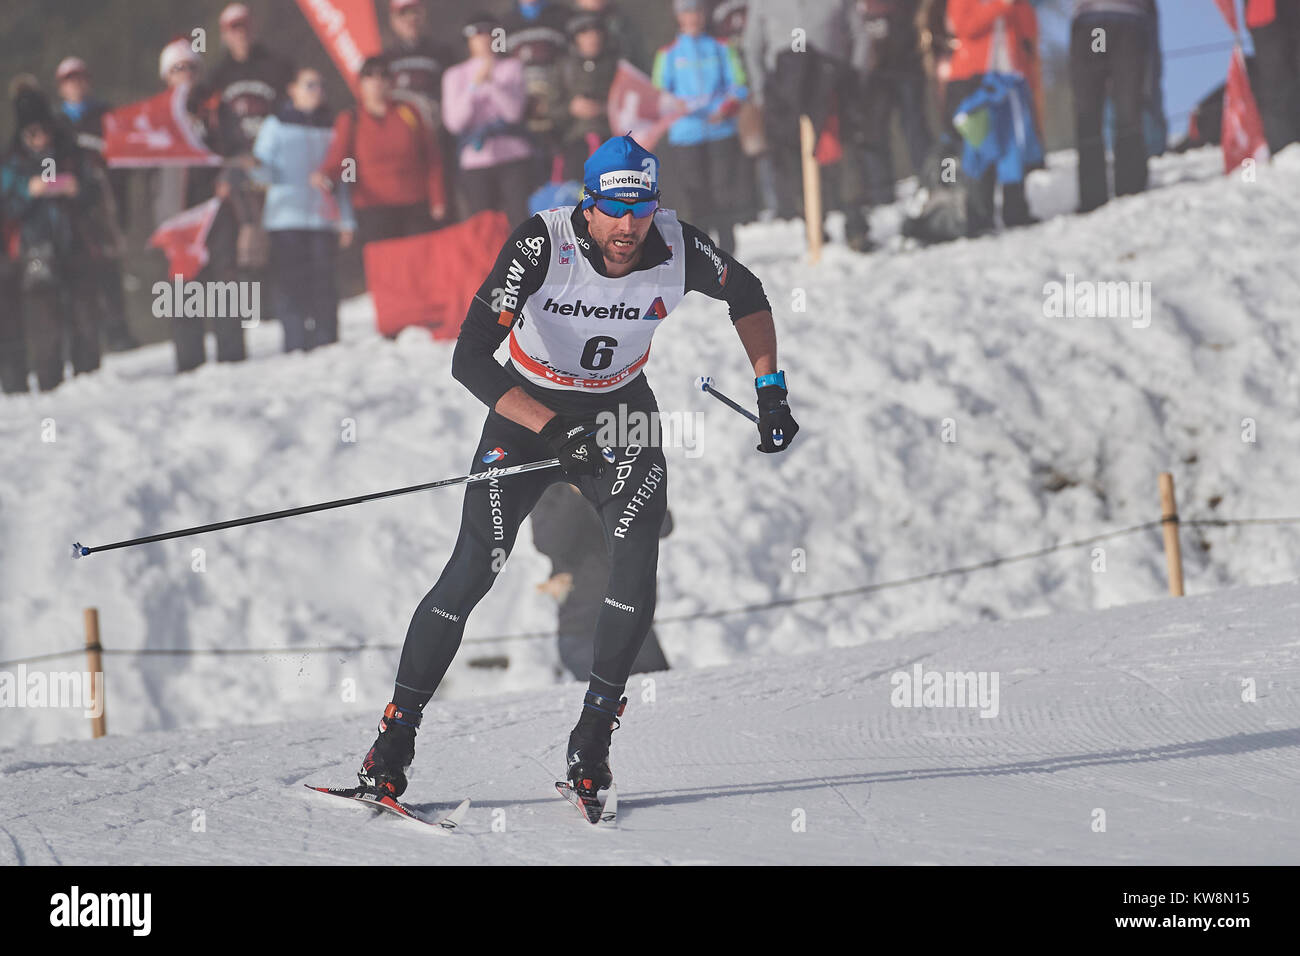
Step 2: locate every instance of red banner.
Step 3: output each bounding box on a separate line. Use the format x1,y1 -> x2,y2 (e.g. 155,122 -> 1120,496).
364,211 -> 512,340
607,60 -> 688,152
295,0 -> 382,96
149,197 -> 223,280
1222,46 -> 1270,173
102,86 -> 221,168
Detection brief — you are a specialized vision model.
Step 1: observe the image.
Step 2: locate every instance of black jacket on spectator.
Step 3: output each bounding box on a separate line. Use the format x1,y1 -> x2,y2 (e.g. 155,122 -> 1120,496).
559,47 -> 617,146
385,34 -> 457,113
201,43 -> 294,156
503,2 -> 575,143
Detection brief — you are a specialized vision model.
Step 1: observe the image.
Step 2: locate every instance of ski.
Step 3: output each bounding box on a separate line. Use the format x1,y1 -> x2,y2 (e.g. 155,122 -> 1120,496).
305,784 -> 470,832
555,781 -> 618,827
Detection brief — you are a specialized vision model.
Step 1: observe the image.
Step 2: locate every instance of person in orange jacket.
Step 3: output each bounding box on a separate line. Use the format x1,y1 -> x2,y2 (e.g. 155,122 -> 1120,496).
944,0 -> 1041,231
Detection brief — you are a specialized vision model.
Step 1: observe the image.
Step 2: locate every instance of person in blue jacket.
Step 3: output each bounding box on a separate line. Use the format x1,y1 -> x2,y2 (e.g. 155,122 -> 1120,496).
251,67 -> 355,352
653,0 -> 748,253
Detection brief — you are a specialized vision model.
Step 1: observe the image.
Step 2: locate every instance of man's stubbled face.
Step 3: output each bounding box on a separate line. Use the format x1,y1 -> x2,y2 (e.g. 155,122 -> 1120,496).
584,205 -> 655,271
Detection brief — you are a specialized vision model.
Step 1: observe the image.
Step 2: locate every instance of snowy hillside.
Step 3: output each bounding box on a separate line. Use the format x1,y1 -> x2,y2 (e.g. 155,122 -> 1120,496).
2,145 -> 1299,749
2,582 -> 1297,865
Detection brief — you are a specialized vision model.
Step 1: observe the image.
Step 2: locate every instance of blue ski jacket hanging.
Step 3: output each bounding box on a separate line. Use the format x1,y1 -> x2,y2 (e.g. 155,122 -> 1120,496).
953,72 -> 1044,185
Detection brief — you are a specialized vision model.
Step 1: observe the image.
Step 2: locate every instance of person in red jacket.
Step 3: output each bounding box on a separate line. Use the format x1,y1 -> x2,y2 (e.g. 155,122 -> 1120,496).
944,0 -> 1040,231
312,56 -> 446,246
1247,0 -> 1300,153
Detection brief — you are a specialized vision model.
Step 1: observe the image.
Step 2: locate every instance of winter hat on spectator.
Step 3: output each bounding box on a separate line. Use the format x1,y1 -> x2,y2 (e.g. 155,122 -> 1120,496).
14,86 -> 55,133
55,57 -> 88,82
358,55 -> 390,79
391,0 -> 421,11
463,10 -> 500,37
582,134 -> 659,209
673,0 -> 703,13
159,38 -> 200,79
219,3 -> 251,29
567,12 -> 606,36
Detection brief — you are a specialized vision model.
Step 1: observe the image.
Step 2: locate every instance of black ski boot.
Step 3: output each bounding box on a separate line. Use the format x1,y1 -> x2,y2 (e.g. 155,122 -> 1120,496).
565,692 -> 626,797
358,702 -> 421,797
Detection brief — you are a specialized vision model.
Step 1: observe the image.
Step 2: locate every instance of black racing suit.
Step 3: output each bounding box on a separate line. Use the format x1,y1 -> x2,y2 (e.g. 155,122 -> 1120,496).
390,206 -> 769,710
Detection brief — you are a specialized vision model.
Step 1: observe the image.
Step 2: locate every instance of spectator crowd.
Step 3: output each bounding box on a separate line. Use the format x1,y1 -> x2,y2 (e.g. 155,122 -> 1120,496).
2,0 -> 1298,394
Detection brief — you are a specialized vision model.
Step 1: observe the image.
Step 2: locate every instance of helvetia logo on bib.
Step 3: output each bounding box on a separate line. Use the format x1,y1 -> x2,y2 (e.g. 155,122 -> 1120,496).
481,447 -> 507,464
540,297 -> 668,320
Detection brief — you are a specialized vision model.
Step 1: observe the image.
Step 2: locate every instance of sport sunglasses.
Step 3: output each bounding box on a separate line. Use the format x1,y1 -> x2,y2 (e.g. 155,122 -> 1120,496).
586,190 -> 660,219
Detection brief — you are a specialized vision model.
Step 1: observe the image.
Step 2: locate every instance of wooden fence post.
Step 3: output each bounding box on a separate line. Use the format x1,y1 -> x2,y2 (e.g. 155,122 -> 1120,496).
1158,472 -> 1185,597
800,115 -> 823,264
83,608 -> 107,738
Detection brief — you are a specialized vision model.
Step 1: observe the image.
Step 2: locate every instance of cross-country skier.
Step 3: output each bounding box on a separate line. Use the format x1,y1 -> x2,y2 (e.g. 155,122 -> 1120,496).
358,133 -> 799,808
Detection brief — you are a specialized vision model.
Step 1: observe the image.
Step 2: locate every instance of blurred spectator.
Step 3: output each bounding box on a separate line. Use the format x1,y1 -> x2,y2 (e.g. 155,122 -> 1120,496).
917,0 -> 955,119
1247,0 -> 1300,154
204,4 -> 293,157
200,5 -> 293,299
384,0 -> 460,219
945,0 -> 1041,231
0,84 -> 100,391
655,0 -> 749,253
0,188 -> 20,393
710,0 -> 774,223
743,0 -> 873,249
531,482 -> 671,682
314,56 -> 447,246
559,12 -> 617,180
854,0 -> 934,205
712,0 -> 750,38
442,13 -> 534,225
252,67 -> 353,352
1069,0 -> 1152,213
1141,0 -> 1166,157
152,38 -> 246,372
502,0 -> 575,189
571,0 -> 650,72
55,56 -> 138,353
384,0 -> 456,130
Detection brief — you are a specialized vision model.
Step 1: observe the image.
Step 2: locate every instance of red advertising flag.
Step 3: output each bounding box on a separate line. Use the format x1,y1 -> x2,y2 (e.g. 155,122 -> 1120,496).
102,86 -> 221,168
364,211 -> 512,340
1222,46 -> 1270,173
1214,0 -> 1240,32
606,60 -> 689,152
296,0 -> 383,96
149,197 -> 223,280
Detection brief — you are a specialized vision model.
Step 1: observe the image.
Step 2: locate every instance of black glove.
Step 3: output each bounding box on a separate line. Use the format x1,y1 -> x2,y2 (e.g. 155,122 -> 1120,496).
755,372 -> 799,454
539,416 -> 609,478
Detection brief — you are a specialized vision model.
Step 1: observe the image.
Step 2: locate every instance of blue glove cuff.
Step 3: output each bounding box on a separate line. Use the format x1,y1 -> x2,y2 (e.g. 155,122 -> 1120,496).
755,370 -> 786,391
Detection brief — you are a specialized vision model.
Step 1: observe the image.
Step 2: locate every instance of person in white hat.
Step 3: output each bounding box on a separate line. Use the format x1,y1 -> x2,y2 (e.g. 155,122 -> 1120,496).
159,37 -> 201,87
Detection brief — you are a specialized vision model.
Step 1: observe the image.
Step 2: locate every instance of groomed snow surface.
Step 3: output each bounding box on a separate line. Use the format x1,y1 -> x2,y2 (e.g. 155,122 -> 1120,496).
1,146 -> 1298,863
1,584 -> 1297,864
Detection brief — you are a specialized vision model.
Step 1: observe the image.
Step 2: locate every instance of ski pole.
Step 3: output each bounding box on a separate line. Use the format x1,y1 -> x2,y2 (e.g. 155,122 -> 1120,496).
71,457 -> 561,559
695,375 -> 759,423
